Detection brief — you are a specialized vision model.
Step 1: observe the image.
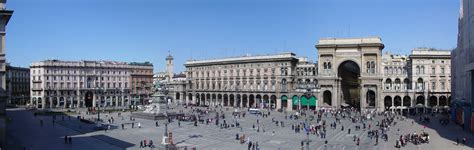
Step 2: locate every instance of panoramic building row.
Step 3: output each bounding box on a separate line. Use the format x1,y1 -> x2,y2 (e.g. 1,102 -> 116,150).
173,37 -> 451,112
29,60 -> 153,109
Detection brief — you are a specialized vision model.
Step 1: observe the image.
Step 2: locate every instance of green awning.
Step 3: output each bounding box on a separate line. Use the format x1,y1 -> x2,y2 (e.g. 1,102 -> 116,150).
310,96 -> 317,106
301,96 -> 308,105
281,95 -> 288,101
292,96 -> 299,105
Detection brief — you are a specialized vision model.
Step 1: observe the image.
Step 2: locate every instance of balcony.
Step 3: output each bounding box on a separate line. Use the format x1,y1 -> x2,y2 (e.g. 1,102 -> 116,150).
32,87 -> 43,91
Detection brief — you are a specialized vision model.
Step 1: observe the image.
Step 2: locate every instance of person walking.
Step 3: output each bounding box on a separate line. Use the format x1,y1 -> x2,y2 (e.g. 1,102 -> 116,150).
138,122 -> 141,128
356,138 -> 360,146
68,136 -> 72,144
64,136 -> 68,144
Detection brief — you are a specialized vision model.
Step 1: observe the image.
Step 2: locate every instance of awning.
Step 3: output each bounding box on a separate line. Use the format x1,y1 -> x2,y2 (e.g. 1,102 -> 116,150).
292,96 -> 299,105
281,95 -> 288,101
310,97 -> 317,106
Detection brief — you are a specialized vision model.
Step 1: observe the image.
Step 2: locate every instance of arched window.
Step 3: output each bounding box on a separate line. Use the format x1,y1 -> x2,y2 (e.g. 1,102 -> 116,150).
417,78 -> 424,90
385,79 -> 392,90
366,61 -> 371,73
323,62 -> 327,69
371,61 -> 375,74
281,79 -> 287,92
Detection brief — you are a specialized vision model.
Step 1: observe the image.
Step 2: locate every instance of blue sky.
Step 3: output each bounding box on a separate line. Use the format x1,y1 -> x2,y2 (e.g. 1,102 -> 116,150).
6,0 -> 459,72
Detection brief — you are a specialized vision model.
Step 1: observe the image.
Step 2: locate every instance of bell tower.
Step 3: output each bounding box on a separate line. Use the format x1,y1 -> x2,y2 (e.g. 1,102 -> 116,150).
166,51 -> 174,82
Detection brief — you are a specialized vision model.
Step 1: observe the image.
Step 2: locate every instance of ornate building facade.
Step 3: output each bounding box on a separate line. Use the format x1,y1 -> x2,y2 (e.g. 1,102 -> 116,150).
30,60 -> 153,109
181,37 -> 451,112
451,0 -> 474,132
6,64 -> 30,105
129,62 -> 154,105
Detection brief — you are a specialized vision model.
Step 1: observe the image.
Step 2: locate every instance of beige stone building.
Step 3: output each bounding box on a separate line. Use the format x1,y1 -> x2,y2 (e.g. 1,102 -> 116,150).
180,37 -> 451,112
30,60 -> 153,109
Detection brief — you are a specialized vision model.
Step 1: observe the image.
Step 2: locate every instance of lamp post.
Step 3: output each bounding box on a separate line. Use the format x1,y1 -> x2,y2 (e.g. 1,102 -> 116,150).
159,82 -> 171,148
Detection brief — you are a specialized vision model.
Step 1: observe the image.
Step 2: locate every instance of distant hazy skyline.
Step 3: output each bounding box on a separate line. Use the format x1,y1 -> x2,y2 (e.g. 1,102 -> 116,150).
6,0 -> 459,72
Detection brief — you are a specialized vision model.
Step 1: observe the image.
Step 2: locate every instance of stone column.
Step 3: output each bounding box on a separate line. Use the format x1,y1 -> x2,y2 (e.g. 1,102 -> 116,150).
185,93 -> 189,105
240,98 -> 243,108
121,95 -> 125,107
92,95 -> 96,108
41,97 -> 45,109
287,98 -> 293,111
276,98 -> 281,110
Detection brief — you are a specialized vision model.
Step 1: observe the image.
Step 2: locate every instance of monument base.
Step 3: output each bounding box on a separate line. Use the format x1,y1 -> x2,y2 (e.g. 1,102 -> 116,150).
131,112 -> 184,120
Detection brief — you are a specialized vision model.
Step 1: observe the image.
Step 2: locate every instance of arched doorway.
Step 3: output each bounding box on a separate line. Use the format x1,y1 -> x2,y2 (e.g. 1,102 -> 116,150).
439,96 -> 447,106
270,95 -> 277,109
236,94 -> 241,107
416,96 -> 425,105
384,96 -> 392,110
249,95 -> 255,108
229,94 -> 235,107
366,90 -> 376,107
38,98 -> 42,108
195,93 -> 200,106
242,95 -> 248,107
176,93 -> 180,100
338,61 -> 361,109
200,93 -> 205,106
223,94 -> 228,106
256,95 -> 262,108
323,91 -> 332,106
394,96 -> 402,106
281,95 -> 288,109
403,96 -> 411,107
263,95 -> 269,108
429,96 -> 437,107
188,93 -> 193,105
85,92 -> 93,107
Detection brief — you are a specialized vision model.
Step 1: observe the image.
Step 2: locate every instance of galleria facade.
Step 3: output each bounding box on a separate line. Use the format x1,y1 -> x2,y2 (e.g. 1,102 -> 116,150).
180,37 -> 451,112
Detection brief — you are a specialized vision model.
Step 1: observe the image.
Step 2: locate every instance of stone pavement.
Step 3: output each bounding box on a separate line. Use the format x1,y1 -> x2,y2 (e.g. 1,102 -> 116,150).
5,106 -> 474,150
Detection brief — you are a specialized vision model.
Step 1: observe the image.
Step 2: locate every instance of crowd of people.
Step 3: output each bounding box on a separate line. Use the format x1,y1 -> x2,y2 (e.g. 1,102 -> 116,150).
29,104 -> 471,149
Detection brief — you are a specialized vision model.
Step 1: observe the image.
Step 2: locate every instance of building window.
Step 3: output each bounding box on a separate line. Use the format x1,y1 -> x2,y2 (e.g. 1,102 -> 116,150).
441,67 -> 445,74
431,82 -> 436,90
441,82 -> 445,90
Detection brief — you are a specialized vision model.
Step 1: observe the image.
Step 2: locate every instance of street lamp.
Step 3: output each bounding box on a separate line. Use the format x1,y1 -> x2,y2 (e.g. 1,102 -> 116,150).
157,81 -> 171,148
96,87 -> 106,122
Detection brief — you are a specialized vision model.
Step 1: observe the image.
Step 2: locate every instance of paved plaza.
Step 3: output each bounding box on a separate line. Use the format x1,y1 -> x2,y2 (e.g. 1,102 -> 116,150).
5,106 -> 474,150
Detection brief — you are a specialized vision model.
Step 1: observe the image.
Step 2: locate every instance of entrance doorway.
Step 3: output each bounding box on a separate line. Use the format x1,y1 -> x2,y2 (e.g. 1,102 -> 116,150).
338,61 -> 361,109
85,91 -> 93,107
